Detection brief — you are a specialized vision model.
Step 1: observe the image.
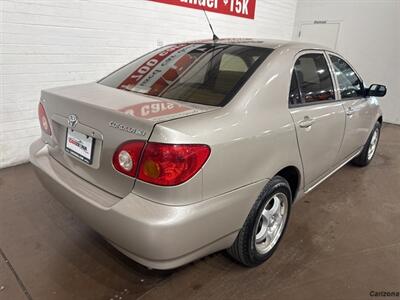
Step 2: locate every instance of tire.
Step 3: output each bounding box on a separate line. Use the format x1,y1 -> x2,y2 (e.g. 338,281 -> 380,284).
352,121 -> 381,167
227,176 -> 291,267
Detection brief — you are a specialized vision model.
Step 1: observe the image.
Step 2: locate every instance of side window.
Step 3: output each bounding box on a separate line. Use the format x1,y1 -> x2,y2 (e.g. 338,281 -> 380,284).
289,72 -> 301,106
294,53 -> 335,103
329,55 -> 364,99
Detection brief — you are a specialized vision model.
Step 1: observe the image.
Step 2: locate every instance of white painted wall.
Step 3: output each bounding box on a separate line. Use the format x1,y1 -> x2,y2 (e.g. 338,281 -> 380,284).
294,0 -> 400,125
0,0 -> 298,169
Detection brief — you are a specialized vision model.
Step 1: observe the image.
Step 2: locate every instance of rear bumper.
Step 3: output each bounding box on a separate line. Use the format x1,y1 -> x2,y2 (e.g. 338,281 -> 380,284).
29,139 -> 267,269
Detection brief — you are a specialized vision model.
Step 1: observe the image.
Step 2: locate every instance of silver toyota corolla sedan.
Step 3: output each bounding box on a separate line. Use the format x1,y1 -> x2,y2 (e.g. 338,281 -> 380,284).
30,38 -> 387,269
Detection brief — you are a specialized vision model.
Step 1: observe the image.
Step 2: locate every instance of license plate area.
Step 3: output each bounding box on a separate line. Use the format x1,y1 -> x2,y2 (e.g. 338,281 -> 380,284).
65,128 -> 95,164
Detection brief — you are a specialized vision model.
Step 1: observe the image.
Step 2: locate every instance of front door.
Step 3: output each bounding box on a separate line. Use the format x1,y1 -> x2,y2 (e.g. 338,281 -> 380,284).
289,52 -> 346,190
328,54 -> 373,161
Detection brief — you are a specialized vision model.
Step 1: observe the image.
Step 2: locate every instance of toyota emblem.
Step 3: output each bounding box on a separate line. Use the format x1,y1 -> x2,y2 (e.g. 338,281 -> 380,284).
68,114 -> 78,128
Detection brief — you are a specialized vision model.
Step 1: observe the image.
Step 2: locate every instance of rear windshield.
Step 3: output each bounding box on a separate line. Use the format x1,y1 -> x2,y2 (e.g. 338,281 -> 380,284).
99,43 -> 272,106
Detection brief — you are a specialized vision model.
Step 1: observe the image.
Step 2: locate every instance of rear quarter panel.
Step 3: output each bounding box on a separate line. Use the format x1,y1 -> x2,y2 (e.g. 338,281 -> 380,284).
141,47 -> 304,205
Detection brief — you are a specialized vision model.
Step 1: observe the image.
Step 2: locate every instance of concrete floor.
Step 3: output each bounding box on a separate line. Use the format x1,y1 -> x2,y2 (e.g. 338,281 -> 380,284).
0,123 -> 399,300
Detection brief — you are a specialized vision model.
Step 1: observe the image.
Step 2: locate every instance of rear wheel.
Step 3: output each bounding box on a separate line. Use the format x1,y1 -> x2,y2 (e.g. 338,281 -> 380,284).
227,176 -> 291,267
352,121 -> 381,167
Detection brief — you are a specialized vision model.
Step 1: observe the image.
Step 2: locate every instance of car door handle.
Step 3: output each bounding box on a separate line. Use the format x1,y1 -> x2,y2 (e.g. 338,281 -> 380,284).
346,107 -> 355,116
298,116 -> 315,128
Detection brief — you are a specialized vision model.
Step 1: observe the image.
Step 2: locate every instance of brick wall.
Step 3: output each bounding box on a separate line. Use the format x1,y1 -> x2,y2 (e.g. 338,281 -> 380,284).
0,0 -> 298,168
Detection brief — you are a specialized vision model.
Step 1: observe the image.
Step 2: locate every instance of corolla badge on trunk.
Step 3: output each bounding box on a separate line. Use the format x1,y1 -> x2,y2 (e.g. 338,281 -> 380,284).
68,114 -> 78,128
109,121 -> 146,136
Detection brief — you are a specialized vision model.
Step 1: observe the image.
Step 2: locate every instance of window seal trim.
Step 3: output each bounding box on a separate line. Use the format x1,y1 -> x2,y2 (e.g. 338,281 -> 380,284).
289,99 -> 339,109
325,51 -> 366,101
288,49 -> 337,108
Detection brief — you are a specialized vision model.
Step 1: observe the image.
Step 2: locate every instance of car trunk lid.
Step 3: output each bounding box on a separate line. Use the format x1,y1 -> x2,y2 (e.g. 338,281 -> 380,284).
41,82 -> 216,198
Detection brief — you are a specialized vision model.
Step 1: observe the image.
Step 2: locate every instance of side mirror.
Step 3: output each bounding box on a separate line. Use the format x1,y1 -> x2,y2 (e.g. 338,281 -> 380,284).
367,84 -> 387,97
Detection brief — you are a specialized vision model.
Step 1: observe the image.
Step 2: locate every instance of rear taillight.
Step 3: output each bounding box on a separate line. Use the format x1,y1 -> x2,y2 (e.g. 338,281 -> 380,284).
38,102 -> 51,136
138,143 -> 210,186
112,141 -> 146,177
112,142 -> 211,186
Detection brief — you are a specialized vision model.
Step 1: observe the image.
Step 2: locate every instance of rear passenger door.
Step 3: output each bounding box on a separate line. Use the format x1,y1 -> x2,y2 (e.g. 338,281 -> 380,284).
327,54 -> 373,161
289,51 -> 346,190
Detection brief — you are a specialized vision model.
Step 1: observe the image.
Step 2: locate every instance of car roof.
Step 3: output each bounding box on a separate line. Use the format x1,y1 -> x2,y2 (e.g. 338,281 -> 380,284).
185,38 -> 332,52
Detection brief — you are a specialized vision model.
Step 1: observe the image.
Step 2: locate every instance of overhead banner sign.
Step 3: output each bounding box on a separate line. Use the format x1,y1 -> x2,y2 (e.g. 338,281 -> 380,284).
150,0 -> 256,19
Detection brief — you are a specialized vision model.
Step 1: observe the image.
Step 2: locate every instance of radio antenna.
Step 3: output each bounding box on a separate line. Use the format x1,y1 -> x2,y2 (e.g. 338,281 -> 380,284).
202,8 -> 219,42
